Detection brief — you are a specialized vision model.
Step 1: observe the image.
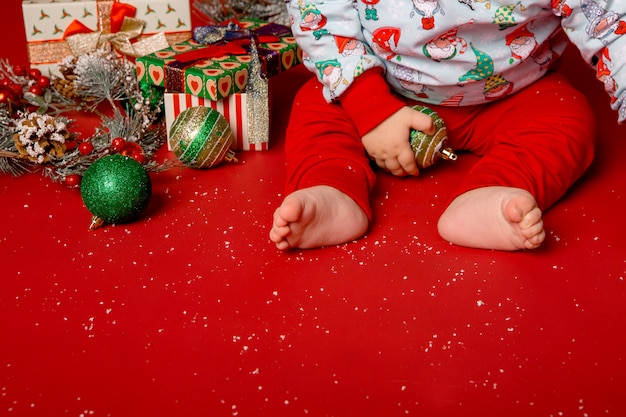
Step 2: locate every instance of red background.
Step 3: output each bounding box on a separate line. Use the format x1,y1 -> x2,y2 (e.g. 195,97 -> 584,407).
2,1 -> 626,416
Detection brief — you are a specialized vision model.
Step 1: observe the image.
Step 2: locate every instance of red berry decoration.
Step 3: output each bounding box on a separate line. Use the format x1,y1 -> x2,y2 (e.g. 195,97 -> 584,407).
28,84 -> 44,96
37,75 -> 50,89
0,87 -> 15,105
64,174 -> 81,188
9,83 -> 22,96
110,137 -> 126,152
13,64 -> 26,77
78,141 -> 94,155
120,141 -> 141,155
119,141 -> 146,164
28,68 -> 42,80
130,150 -> 146,164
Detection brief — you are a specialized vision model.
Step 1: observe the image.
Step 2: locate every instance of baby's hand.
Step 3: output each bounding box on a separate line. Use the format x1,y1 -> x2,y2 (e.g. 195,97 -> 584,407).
362,106 -> 435,177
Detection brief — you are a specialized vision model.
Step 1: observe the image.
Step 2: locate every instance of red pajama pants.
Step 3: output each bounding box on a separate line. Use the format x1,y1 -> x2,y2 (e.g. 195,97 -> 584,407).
284,72 -> 597,220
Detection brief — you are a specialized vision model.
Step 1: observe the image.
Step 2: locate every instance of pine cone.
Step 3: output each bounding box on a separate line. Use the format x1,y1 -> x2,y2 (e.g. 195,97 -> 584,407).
52,73 -> 80,100
13,113 -> 70,163
52,64 -> 97,102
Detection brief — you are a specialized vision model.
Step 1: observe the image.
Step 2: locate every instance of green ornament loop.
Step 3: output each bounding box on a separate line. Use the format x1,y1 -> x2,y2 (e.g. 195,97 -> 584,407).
81,154 -> 152,228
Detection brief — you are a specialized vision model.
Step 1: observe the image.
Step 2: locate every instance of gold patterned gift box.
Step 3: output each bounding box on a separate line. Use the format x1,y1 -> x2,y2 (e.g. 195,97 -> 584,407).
22,0 -> 192,74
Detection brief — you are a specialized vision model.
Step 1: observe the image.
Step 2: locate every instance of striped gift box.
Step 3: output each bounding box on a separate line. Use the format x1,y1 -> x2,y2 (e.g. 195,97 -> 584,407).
164,92 -> 269,152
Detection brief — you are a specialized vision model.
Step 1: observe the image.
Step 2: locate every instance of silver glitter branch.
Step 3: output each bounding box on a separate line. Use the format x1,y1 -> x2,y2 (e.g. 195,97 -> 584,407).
245,34 -> 269,146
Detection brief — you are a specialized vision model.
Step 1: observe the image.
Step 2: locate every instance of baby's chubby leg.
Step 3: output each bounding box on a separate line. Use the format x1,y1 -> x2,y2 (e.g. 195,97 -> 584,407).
270,185 -> 369,250
271,77 -> 376,251
433,73 -> 596,251
437,186 -> 545,250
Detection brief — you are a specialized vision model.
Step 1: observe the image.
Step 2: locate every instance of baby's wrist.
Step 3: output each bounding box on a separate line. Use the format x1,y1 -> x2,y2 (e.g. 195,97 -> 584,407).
338,69 -> 405,136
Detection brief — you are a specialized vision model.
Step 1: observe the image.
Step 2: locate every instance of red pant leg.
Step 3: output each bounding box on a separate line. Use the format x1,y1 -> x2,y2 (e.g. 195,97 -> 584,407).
431,72 -> 597,210
285,72 -> 596,219
284,77 -> 377,219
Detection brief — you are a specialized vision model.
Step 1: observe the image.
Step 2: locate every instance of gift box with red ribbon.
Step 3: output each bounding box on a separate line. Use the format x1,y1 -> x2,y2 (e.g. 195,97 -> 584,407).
22,0 -> 192,74
135,18 -> 301,101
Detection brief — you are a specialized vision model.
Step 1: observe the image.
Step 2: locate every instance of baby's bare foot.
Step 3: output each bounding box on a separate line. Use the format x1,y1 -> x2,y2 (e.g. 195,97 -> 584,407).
438,186 -> 545,251
270,185 -> 369,250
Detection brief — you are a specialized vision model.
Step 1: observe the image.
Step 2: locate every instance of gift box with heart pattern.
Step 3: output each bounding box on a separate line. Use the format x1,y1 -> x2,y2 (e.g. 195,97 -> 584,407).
135,18 -> 301,101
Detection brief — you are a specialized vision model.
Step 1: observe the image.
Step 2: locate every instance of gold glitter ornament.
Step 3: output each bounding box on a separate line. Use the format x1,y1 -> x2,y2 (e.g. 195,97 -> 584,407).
168,106 -> 238,168
409,105 -> 457,169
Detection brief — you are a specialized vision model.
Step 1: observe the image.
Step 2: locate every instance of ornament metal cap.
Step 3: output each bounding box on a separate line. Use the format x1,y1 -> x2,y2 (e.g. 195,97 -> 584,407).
223,149 -> 239,163
89,216 -> 105,231
441,148 -> 458,161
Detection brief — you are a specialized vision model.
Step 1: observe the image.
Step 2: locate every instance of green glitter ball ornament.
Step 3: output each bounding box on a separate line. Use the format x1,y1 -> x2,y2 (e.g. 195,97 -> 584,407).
409,105 -> 457,169
169,106 -> 238,169
81,154 -> 152,230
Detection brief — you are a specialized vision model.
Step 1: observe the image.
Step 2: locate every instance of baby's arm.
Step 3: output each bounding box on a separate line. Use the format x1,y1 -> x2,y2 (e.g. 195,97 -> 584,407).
362,106 -> 435,177
334,69 -> 430,177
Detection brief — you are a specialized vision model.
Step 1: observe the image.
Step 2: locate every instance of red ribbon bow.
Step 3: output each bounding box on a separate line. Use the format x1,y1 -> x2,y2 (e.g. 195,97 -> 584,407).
174,20 -> 280,63
64,1 -> 137,38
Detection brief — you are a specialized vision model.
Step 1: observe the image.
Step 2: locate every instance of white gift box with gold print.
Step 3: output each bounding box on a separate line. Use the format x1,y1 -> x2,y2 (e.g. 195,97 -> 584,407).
22,0 -> 191,73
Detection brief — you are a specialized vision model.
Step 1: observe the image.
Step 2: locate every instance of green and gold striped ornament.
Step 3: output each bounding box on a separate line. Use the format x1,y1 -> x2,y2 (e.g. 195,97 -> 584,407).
409,105 -> 457,169
168,107 -> 238,169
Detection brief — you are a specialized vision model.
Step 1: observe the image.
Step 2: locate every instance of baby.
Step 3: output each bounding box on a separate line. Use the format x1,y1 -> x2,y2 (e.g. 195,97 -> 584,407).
271,0 -> 626,251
